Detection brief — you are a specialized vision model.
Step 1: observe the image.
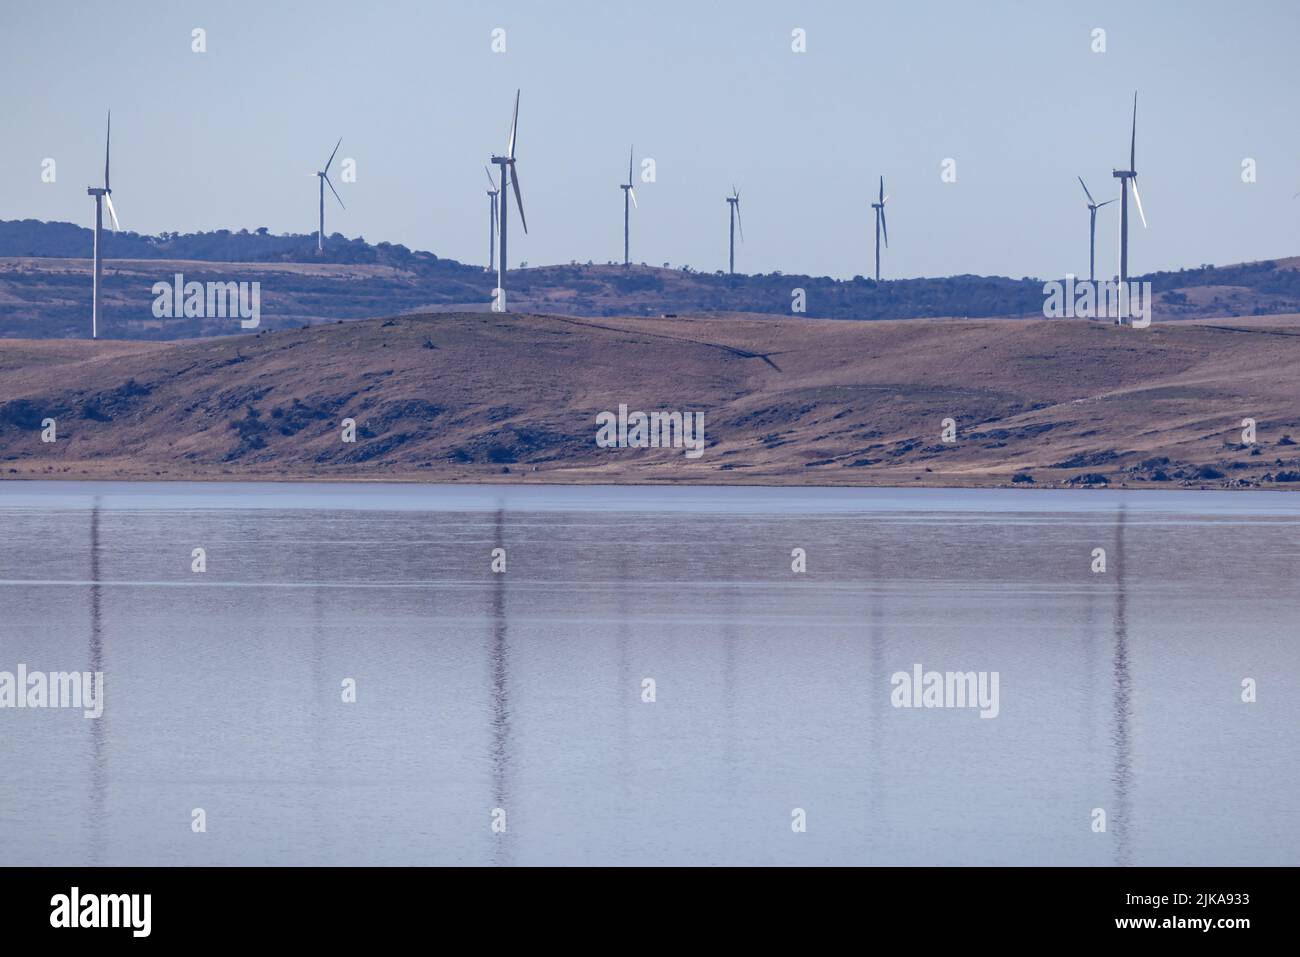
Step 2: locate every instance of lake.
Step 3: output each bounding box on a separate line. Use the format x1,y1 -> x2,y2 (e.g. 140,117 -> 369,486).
1,481 -> 1297,865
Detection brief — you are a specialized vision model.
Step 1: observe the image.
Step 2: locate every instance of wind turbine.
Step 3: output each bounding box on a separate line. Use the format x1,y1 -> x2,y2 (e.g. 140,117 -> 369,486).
870,176 -> 889,282
1111,92 -> 1147,323
1077,176 -> 1116,283
490,90 -> 528,311
485,166 -> 499,273
86,110 -> 120,340
620,145 -> 637,266
726,186 -> 743,275
314,138 -> 344,252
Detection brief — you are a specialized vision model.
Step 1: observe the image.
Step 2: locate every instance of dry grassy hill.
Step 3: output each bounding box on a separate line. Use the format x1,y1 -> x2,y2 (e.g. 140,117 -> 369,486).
2,311 -> 1299,487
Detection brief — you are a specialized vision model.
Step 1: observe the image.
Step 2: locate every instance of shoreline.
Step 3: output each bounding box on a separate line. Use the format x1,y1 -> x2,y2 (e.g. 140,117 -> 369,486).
0,469 -> 1286,492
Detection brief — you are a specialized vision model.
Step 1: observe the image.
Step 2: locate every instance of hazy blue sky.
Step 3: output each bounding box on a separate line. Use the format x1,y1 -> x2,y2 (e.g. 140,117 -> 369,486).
2,0 -> 1298,280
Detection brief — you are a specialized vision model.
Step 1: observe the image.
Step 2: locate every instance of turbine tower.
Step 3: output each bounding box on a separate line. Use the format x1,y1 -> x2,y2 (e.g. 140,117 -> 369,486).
485,166 -> 499,273
489,90 -> 528,311
620,145 -> 637,266
726,186 -> 743,275
315,138 -> 345,252
870,176 -> 889,282
1111,92 -> 1147,323
1077,177 -> 1116,283
86,110 -> 120,340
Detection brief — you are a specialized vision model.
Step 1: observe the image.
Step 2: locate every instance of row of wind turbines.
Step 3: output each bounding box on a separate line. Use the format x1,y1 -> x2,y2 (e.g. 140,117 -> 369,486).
79,90 -> 1149,336
318,89 -> 1147,307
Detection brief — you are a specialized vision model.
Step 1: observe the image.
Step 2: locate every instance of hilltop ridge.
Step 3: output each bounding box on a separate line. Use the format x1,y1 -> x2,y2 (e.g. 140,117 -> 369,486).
3,219 -> 1299,339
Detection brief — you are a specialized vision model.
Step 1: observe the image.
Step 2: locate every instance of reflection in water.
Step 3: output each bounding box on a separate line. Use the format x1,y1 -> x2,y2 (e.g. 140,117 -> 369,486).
1111,507 -> 1133,866
309,544 -> 326,858
866,527 -> 885,856
615,553 -> 631,805
1084,564 -> 1099,758
720,586 -> 738,797
489,507 -> 511,866
2,486 -> 1293,866
88,500 -> 106,865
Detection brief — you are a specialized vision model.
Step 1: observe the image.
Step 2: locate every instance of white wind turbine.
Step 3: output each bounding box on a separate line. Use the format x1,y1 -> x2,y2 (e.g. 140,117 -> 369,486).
726,185 -> 743,275
485,166 -> 500,273
314,138 -> 345,252
1112,92 -> 1148,323
489,90 -> 528,310
86,110 -> 120,339
621,145 -> 637,266
871,176 -> 889,282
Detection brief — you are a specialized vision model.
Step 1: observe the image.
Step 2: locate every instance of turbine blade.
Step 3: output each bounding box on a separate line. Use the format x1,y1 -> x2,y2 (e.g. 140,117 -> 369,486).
628,145 -> 634,185
879,175 -> 884,204
882,195 -> 889,204
1130,177 -> 1147,228
1097,198 -> 1117,208
325,174 -> 346,210
880,207 -> 888,248
507,89 -> 520,159
628,186 -> 637,209
485,165 -> 497,190
1078,175 -> 1095,205
104,110 -> 111,191
735,201 -> 744,242
511,164 -> 527,233
103,192 -> 120,232
1130,91 -> 1137,172
325,137 -> 342,175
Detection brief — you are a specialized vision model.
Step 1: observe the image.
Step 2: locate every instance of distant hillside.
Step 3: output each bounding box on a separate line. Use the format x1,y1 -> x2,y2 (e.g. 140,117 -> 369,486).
2,310 -> 1299,488
2,219 -> 1300,339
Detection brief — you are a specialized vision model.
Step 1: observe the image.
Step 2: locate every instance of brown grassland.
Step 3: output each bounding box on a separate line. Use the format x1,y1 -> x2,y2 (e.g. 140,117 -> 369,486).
2,310 -> 1299,488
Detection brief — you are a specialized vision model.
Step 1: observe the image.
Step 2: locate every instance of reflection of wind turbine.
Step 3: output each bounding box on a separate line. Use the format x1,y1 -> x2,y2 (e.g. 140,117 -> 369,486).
870,176 -> 889,282
88,499 -> 106,863
1110,506 -> 1133,867
1078,176 -> 1116,283
620,145 -> 637,266
726,186 -> 743,275
489,505 -> 512,867
86,111 -> 120,340
1112,92 -> 1147,323
490,90 -> 528,311
314,138 -> 345,252
485,166 -> 499,273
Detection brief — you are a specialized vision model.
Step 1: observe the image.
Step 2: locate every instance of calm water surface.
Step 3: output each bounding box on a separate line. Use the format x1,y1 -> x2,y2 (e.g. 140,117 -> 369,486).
1,482 -> 1297,866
